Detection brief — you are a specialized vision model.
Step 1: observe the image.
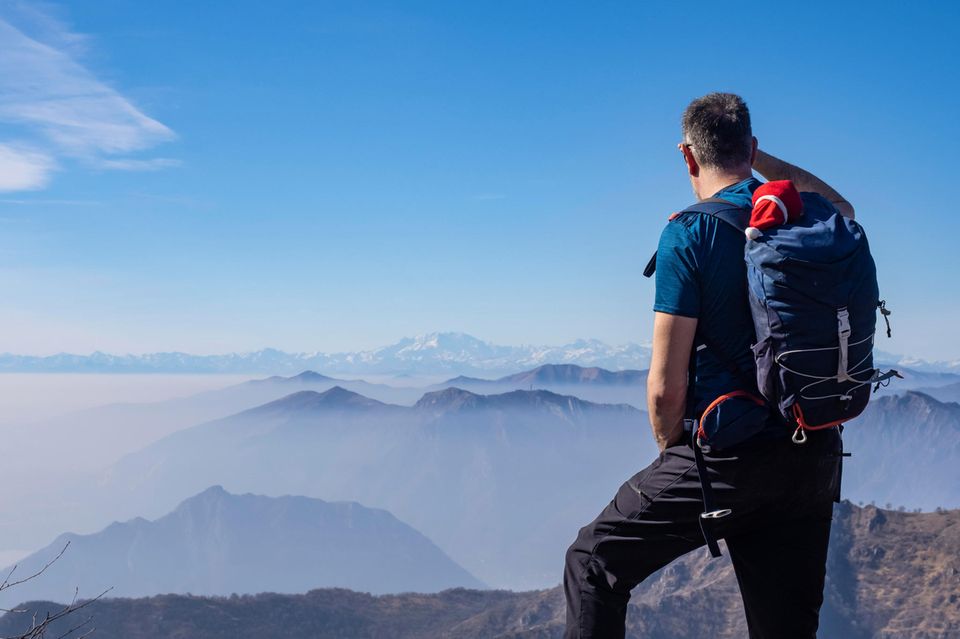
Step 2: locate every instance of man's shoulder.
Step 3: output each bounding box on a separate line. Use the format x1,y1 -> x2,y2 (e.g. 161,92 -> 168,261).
664,204 -> 734,239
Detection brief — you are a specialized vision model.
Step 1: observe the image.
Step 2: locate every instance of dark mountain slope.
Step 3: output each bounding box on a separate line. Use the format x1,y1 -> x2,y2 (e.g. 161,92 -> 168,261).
3,504 -> 957,638
0,487 -> 481,608
843,391 -> 960,510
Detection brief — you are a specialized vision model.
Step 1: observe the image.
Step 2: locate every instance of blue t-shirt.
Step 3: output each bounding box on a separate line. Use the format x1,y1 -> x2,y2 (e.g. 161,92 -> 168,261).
653,177 -> 761,412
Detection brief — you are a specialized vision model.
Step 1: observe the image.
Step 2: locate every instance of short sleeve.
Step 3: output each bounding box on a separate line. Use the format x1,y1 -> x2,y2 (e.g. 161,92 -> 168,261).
653,220 -> 701,318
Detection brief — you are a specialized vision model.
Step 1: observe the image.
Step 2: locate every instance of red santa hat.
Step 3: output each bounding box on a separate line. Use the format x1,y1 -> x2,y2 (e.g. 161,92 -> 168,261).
746,180 -> 803,240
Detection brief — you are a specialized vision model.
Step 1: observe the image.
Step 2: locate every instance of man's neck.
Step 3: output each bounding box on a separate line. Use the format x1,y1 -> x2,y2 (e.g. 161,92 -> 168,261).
696,171 -> 753,200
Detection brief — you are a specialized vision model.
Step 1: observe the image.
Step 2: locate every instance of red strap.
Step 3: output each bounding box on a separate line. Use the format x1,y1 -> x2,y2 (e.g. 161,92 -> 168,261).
792,403 -> 847,431
696,391 -> 766,441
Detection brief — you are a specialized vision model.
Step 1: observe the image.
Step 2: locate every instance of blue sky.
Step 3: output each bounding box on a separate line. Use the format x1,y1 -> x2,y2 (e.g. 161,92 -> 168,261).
0,0 -> 957,359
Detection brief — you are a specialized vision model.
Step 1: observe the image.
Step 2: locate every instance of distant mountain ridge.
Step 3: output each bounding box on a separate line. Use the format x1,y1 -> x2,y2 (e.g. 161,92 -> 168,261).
843,391 -> 960,510
0,362 -> 652,494
238,385 -> 625,415
442,363 -> 646,387
413,386 -> 627,414
3,503 -> 956,639
0,486 -> 482,607
433,363 -> 647,408
16,383 -> 960,590
249,387 -> 397,414
0,333 -> 651,375
4,335 -> 957,379
915,380 -> 960,404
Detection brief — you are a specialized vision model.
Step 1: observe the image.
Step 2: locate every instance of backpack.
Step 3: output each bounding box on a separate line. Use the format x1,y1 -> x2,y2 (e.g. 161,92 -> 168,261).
645,192 -> 900,448
645,192 -> 899,559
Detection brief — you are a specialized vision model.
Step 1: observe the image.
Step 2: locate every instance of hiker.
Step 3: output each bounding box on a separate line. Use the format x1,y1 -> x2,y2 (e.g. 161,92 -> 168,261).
563,93 -> 857,638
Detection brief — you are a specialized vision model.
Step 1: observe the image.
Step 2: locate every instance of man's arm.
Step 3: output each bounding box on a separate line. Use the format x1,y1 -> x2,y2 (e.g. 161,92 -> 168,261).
753,149 -> 855,220
647,311 -> 698,452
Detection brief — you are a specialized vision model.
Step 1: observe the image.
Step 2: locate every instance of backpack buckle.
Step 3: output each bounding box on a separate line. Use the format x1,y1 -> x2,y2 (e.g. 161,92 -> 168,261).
836,307 -> 853,382
701,509 -> 732,520
792,425 -> 808,445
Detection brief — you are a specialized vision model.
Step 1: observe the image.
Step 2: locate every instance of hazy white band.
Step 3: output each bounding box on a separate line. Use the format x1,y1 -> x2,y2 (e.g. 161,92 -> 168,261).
756,194 -> 788,223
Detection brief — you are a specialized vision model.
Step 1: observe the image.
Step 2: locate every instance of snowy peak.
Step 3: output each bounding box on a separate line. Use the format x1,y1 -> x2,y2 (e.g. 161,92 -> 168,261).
875,351 -> 960,374
400,332 -> 491,353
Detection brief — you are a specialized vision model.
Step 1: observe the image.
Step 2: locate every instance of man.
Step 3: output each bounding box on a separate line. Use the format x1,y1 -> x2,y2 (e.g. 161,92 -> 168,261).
563,93 -> 850,639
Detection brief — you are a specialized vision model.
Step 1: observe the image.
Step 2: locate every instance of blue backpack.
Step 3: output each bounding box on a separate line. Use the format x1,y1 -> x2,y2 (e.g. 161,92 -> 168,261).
647,192 -> 900,448
645,194 -> 899,559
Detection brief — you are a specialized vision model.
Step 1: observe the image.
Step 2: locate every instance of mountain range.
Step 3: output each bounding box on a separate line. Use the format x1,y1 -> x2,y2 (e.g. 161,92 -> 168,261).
76,386 -> 652,590
0,333 -> 654,375
435,364 -> 647,407
6,381 -> 960,592
2,502 -> 956,638
842,391 -> 960,511
6,358 -> 955,480
0,363 -> 656,562
0,487 -> 480,608
101,386 -> 960,586
2,334 -> 957,376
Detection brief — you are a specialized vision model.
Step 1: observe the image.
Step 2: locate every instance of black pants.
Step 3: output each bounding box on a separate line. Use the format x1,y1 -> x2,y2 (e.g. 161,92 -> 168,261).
563,428 -> 841,639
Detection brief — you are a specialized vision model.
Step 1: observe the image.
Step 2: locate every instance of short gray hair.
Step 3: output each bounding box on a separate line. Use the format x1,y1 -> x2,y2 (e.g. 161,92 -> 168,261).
681,93 -> 753,171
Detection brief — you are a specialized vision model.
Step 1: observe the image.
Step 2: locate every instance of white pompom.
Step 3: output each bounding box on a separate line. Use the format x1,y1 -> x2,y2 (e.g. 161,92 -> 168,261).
745,227 -> 762,240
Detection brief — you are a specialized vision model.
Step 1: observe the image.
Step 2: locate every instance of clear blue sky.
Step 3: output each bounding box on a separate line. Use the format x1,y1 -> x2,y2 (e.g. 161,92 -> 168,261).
1,0 -> 957,360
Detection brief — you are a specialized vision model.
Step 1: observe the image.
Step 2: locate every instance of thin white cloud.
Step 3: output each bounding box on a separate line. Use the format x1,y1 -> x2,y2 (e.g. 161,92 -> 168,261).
0,143 -> 55,191
0,197 -> 100,205
0,7 -> 175,191
95,157 -> 181,171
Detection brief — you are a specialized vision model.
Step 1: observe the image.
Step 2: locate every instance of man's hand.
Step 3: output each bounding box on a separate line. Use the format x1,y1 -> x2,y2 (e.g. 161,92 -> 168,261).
647,312 -> 697,452
753,149 -> 855,220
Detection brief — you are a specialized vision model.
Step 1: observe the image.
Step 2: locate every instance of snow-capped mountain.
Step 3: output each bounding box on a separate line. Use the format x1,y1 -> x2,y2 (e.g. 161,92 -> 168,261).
874,350 -> 960,374
4,336 -> 958,377
0,332 -> 653,375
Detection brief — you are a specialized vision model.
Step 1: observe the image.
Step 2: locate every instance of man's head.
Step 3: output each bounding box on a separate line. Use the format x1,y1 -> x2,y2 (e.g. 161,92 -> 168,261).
678,92 -> 758,199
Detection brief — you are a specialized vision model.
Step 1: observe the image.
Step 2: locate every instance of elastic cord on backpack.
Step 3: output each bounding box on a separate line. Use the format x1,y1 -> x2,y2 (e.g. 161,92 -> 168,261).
775,334 -> 877,403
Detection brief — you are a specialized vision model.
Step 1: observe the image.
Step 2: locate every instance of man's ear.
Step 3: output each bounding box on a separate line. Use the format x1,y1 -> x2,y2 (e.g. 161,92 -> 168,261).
681,144 -> 699,178
750,136 -> 758,166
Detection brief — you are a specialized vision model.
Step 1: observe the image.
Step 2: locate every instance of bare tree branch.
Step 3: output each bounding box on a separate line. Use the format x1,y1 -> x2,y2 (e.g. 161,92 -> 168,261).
0,542 -> 112,639
1,586 -> 111,639
0,544 -> 71,593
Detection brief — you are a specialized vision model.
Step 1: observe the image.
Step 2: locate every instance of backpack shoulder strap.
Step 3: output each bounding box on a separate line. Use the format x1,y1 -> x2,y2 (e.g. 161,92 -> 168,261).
642,198 -> 750,278
683,197 -> 750,232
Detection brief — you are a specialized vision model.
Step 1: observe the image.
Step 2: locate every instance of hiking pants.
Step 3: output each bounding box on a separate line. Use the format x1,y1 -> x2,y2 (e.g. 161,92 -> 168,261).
563,428 -> 842,639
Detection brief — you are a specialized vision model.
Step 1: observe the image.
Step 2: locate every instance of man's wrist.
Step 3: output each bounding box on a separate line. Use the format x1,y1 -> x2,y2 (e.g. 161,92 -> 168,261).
654,422 -> 684,451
